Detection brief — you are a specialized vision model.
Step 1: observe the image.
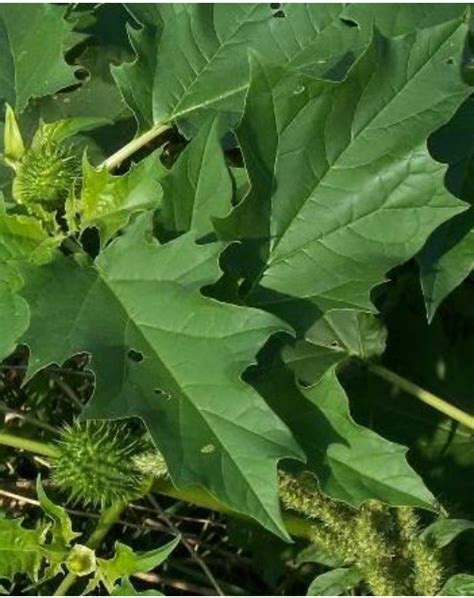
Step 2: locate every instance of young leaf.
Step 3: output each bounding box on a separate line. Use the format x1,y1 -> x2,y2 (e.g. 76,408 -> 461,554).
78,151 -> 165,244
160,116 -> 233,238
3,104 -> 24,163
20,216 -> 304,539
307,566 -> 363,596
95,537 -> 179,594
36,477 -> 79,551
0,210 -> 61,265
0,517 -> 49,582
0,5 -> 79,112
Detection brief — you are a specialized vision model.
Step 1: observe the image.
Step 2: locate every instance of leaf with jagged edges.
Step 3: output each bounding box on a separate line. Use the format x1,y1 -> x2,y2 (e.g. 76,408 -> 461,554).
159,116 -> 233,238
88,538 -> 179,594
19,214 -> 303,539
418,97 -> 474,320
0,279 -> 28,360
284,310 -> 387,384
0,5 -> 79,112
252,362 -> 436,510
36,478 -> 79,552
113,4 -> 373,131
225,16 -> 470,332
0,209 -> 61,266
77,151 -> 165,245
0,516 -> 50,583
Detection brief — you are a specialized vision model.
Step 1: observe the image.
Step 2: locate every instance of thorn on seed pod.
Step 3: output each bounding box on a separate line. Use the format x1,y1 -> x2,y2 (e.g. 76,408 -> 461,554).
52,420 -> 166,509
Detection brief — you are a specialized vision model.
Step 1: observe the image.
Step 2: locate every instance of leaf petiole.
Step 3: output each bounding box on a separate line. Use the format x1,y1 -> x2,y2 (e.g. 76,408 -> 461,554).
100,122 -> 170,172
368,364 -> 474,431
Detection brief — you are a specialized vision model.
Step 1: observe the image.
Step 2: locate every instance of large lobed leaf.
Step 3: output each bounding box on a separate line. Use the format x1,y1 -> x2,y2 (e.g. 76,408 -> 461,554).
114,4 -> 373,131
20,215 -> 303,539
232,17 -> 471,322
0,5 -> 78,112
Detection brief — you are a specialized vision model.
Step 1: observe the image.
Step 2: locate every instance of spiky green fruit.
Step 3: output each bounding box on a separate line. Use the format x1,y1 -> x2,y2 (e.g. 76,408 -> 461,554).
13,140 -> 78,209
52,421 -> 154,509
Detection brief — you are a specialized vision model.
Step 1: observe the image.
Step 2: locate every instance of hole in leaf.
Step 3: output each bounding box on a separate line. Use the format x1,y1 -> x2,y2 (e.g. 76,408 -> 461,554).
446,57 -> 454,65
270,3 -> 285,17
340,17 -> 358,28
128,349 -> 144,363
330,341 -> 340,348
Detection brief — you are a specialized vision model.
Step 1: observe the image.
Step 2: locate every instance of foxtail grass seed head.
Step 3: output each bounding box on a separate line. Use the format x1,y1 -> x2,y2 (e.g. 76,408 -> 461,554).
52,420 -> 155,509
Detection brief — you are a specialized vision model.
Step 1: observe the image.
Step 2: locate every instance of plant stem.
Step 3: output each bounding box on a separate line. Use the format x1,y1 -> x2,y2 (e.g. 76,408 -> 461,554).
0,433 -> 318,540
0,432 -> 59,458
53,500 -> 127,596
368,364 -> 474,430
100,123 -> 170,171
0,432 -> 316,539
152,477 -> 314,540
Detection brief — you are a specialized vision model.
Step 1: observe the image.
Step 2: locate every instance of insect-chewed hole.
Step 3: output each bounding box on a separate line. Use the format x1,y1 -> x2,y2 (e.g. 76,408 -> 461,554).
446,57 -> 454,65
128,349 -> 144,363
270,3 -> 285,18
340,17 -> 359,28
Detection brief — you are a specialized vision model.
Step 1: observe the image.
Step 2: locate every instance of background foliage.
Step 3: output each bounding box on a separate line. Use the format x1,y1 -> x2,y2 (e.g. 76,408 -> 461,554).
1,3 -> 474,595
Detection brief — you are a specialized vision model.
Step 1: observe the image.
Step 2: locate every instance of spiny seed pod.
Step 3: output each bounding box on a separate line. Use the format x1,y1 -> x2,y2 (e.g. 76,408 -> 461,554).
52,420 -> 154,508
13,140 -> 79,210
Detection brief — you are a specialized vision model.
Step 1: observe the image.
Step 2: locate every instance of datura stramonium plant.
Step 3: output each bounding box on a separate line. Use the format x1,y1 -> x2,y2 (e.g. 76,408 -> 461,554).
2,104 -> 80,225
52,420 -> 168,509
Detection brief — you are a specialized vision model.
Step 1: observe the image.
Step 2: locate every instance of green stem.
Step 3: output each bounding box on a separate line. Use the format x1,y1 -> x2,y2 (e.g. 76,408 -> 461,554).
100,123 -> 170,171
368,364 -> 474,430
0,432 -> 59,458
53,501 -> 127,596
152,477 -> 313,540
0,433 -> 315,539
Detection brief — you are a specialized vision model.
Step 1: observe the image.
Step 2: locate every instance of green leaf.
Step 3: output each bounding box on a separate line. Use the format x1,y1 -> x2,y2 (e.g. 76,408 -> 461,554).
112,578 -> 161,596
160,116 -> 233,238
36,478 -> 79,551
421,518 -> 474,548
78,151 -> 165,244
96,538 -> 179,594
418,97 -> 474,319
0,281 -> 28,361
441,574 -> 474,595
418,211 -> 474,320
253,363 -> 435,509
0,517 -> 49,582
114,4 -> 373,131
233,19 -> 470,323
307,566 -> 363,596
370,4 -> 466,37
3,104 -> 24,162
0,208 -> 61,266
0,5 -> 79,112
20,216 -> 303,539
284,310 -> 386,384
